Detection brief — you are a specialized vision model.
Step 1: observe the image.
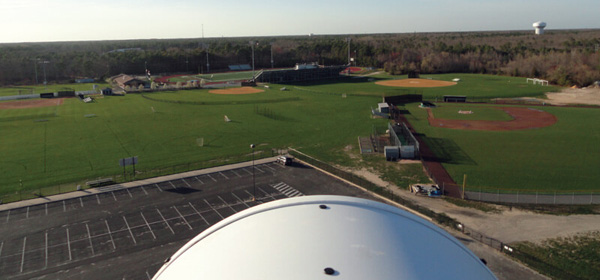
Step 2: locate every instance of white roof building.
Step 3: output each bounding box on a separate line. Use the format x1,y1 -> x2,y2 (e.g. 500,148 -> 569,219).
152,195 -> 497,280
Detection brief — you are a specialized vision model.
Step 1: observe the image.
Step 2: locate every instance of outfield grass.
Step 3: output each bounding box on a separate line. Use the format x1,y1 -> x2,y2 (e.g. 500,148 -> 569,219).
404,103 -> 600,192
0,83 -> 108,97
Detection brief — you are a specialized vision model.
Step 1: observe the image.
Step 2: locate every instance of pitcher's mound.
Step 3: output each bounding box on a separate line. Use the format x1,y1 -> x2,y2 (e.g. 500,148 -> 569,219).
376,79 -> 457,88
209,87 -> 264,95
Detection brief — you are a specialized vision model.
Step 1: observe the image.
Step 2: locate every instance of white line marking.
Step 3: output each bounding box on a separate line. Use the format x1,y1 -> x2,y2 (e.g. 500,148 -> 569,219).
173,206 -> 192,230
5,210 -> 9,222
155,183 -> 163,192
123,216 -> 137,244
218,196 -> 237,213
168,181 -> 177,189
0,241 -> 3,257
263,164 -> 277,172
140,212 -> 156,239
204,199 -> 224,219
231,193 -> 250,208
156,209 -> 175,234
63,201 -> 66,212
141,186 -> 148,195
104,220 -> 116,250
45,204 -> 48,216
231,170 -> 242,178
254,166 -> 265,173
26,206 -> 29,219
188,202 -> 209,225
85,223 -> 95,256
146,271 -> 152,279
126,188 -> 133,198
242,168 -> 253,175
182,178 -> 192,188
195,177 -> 204,184
44,231 -> 48,268
257,187 -> 272,196
207,174 -> 217,182
20,237 -> 26,273
111,192 -> 117,201
66,228 -> 72,261
219,172 -> 229,179
80,197 -> 84,208
96,194 -> 101,205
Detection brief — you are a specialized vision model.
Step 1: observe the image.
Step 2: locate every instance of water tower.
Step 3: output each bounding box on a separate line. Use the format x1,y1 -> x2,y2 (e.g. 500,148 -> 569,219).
533,21 -> 547,35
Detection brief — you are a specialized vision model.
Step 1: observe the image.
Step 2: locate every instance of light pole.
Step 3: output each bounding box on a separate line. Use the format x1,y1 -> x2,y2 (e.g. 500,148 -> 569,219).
270,42 -> 274,69
40,60 -> 50,89
250,144 -> 256,201
347,37 -> 351,66
249,41 -> 258,80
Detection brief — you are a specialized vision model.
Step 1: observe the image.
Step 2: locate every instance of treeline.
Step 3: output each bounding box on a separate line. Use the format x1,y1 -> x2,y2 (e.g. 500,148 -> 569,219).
0,29 -> 599,86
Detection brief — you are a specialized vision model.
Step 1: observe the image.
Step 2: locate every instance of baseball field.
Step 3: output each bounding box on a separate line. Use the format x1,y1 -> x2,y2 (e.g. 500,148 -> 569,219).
1,73 -> 598,201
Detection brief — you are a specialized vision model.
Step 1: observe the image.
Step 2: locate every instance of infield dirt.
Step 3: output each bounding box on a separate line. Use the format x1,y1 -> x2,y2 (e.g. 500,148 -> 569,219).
376,78 -> 457,88
0,98 -> 63,110
209,87 -> 264,95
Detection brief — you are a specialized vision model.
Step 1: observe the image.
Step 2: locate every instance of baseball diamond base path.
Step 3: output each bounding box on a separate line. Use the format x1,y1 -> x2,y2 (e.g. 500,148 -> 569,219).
376,78 -> 457,88
209,87 -> 264,95
427,107 -> 557,131
0,98 -> 63,110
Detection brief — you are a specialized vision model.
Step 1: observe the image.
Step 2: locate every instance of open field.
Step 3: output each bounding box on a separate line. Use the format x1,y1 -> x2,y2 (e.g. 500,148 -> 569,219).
0,73 -> 595,201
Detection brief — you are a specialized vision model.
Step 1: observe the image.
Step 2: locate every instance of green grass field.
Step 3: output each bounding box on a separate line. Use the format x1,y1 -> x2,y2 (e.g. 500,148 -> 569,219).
0,74 -> 596,201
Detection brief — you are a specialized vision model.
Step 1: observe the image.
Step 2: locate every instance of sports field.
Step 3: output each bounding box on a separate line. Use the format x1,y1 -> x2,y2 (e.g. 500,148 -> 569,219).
1,74 -> 597,201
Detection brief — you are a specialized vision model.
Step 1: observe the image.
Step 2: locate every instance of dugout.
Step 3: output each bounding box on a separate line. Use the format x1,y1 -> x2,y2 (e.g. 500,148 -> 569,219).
443,95 -> 467,103
388,122 -> 419,159
384,94 -> 423,105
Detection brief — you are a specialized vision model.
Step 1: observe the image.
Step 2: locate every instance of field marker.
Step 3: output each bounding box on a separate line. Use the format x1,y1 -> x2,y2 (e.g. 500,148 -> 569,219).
207,174 -> 217,182
111,192 -> 117,201
20,237 -> 26,273
155,183 -> 163,192
231,170 -> 242,178
126,188 -> 133,198
156,209 -> 175,234
44,231 -> 48,268
79,197 -> 84,208
63,201 -> 66,212
122,216 -> 137,245
188,202 -> 209,226
173,206 -> 192,230
181,178 -> 192,188
219,172 -> 229,179
66,228 -> 72,261
218,196 -> 237,213
140,212 -> 156,239
203,199 -> 224,219
85,223 -> 95,256
231,193 -> 249,208
141,186 -> 148,195
96,194 -> 101,205
104,220 -> 116,250
194,177 -> 204,184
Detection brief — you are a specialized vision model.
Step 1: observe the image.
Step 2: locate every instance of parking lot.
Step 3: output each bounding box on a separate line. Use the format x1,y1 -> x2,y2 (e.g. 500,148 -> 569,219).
0,160 -> 377,280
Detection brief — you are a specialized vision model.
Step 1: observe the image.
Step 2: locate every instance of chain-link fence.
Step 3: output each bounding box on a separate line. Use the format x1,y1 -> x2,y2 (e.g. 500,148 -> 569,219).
465,190 -> 600,205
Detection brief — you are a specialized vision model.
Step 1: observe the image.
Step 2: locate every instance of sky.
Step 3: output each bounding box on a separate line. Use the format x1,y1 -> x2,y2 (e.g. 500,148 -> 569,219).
0,0 -> 598,43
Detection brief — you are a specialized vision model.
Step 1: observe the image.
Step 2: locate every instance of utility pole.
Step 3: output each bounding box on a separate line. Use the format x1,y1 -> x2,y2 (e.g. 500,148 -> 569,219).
249,41 -> 257,80
41,60 -> 50,89
205,44 -> 210,73
347,37 -> 351,65
270,42 -> 274,69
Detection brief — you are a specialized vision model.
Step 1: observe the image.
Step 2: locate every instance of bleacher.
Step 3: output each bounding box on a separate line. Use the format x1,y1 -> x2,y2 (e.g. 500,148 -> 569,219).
228,64 -> 252,71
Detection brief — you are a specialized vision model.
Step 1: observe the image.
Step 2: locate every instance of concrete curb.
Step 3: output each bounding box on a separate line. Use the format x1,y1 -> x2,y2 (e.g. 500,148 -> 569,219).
0,157 -> 280,211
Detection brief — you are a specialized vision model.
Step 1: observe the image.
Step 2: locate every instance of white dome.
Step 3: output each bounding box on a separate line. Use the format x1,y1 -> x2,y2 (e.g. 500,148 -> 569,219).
152,195 -> 497,280
533,21 -> 547,28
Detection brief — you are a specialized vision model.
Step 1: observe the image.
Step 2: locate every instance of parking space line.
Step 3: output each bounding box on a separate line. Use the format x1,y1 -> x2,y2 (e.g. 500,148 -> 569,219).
207,174 -> 217,182
155,183 -> 163,192
168,181 -> 177,189
182,178 -> 192,188
96,194 -> 101,205
231,169 -> 242,178
218,196 -> 237,213
85,223 -> 95,256
173,206 -> 193,230
141,186 -> 148,195
156,209 -> 175,234
80,197 -> 84,208
45,203 -> 48,216
26,206 -> 29,219
0,241 -> 3,257
194,177 -> 204,184
123,216 -> 137,245
66,228 -> 72,261
188,202 -> 209,226
257,187 -> 271,197
146,271 -> 152,279
126,188 -> 133,198
45,231 -> 48,268
104,220 -> 116,250
263,164 -> 277,172
111,192 -> 118,201
5,210 -> 9,222
219,172 -> 229,179
254,166 -> 265,173
20,237 -> 26,273
204,199 -> 224,219
63,201 -> 66,212
231,193 -> 249,208
140,212 -> 156,239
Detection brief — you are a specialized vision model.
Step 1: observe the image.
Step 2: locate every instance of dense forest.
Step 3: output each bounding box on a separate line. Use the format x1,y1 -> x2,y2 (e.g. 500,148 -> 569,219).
0,29 -> 599,86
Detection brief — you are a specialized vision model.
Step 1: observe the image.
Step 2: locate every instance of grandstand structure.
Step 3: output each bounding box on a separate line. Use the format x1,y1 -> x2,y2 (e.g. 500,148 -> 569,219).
256,65 -> 346,83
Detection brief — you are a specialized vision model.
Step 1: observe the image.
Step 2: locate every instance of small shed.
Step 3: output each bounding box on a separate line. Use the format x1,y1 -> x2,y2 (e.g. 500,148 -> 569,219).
101,88 -> 113,95
378,103 -> 390,114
